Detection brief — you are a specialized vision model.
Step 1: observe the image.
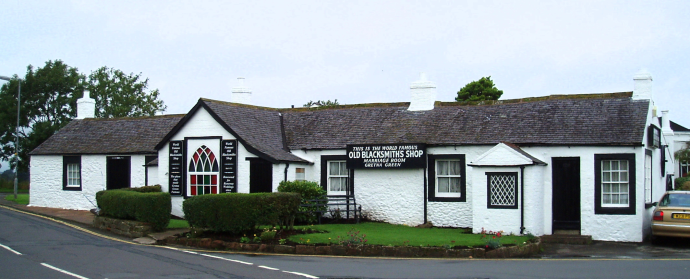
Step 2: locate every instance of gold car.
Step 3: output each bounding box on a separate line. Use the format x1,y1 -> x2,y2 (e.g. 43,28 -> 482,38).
651,191 -> 690,239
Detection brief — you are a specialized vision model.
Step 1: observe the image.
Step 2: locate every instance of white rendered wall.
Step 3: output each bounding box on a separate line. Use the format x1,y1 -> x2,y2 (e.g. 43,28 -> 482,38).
147,166 -> 159,186
355,168 -> 425,226
471,166 -> 523,235
30,154 -> 150,210
158,107 -> 257,217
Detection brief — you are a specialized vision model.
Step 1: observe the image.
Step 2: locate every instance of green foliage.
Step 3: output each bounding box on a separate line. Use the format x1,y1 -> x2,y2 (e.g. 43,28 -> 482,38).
303,99 -> 340,108
277,180 -> 327,224
260,228 -> 277,241
336,228 -> 368,246
455,76 -> 503,102
167,219 -> 190,229
119,185 -> 162,193
96,189 -> 171,231
85,67 -> 166,118
676,176 -> 690,190
183,192 -> 300,234
0,60 -> 166,173
675,142 -> 690,174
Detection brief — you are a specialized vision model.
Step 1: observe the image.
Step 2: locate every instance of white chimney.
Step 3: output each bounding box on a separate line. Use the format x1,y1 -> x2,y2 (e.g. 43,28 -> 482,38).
76,90 -> 95,119
661,110 -> 674,135
231,77 -> 252,105
408,73 -> 436,111
633,69 -> 653,100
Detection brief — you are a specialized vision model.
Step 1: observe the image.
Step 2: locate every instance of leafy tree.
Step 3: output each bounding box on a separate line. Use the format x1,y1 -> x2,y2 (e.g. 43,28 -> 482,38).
455,76 -> 503,102
0,60 -> 166,173
85,67 -> 166,118
0,60 -> 83,172
303,99 -> 340,108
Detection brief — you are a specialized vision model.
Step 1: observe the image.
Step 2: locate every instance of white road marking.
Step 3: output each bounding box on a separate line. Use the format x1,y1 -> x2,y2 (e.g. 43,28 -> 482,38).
283,270 -> 320,279
198,253 -> 253,265
41,263 -> 90,279
258,265 -> 280,270
0,242 -> 22,255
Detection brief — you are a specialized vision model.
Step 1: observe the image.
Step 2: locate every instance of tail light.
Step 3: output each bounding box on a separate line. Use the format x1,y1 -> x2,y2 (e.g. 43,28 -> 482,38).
653,211 -> 664,221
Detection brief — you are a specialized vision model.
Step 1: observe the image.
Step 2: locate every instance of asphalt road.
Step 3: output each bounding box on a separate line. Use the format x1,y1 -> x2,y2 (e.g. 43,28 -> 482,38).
0,206 -> 312,279
3,205 -> 690,279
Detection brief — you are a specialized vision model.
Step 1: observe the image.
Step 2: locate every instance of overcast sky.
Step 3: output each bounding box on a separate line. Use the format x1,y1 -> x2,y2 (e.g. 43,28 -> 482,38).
1,1 -> 689,170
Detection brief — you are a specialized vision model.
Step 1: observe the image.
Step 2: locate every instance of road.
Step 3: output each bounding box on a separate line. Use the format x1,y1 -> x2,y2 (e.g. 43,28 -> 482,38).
2,205 -> 690,278
0,206 -> 312,279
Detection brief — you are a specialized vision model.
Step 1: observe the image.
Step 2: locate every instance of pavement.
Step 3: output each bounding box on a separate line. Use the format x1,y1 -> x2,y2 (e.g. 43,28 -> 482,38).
4,193 -> 690,259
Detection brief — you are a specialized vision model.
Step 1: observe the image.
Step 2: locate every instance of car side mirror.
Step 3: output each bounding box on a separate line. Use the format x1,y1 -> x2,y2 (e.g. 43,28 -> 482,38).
652,202 -> 658,207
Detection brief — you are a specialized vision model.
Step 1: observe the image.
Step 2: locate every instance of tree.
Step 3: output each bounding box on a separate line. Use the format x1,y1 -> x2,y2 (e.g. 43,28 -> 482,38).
0,60 -> 84,172
85,67 -> 166,118
455,76 -> 503,102
0,60 -> 167,173
303,99 -> 340,108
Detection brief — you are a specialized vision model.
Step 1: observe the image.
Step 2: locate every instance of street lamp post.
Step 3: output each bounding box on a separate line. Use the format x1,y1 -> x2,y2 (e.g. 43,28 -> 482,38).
0,75 -> 20,200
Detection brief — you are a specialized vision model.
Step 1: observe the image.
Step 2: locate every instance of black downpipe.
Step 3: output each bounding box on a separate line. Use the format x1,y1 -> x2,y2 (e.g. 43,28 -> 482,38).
520,166 -> 525,235
284,163 -> 289,182
424,162 -> 428,224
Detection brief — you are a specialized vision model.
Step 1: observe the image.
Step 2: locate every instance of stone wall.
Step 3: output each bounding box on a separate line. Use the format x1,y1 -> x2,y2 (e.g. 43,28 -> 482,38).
93,216 -> 153,238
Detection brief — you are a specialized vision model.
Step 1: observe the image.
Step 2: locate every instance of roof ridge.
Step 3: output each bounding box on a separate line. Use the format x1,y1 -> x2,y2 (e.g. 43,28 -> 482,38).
278,102 -> 410,112
81,114 -> 185,121
437,92 -> 633,107
200,98 -> 280,111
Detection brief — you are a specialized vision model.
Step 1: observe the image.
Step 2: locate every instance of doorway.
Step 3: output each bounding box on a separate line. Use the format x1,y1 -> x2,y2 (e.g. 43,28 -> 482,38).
552,157 -> 581,233
249,158 -> 273,193
107,156 -> 131,190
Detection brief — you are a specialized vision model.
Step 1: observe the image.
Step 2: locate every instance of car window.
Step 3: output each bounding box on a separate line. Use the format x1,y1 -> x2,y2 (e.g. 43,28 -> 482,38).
660,193 -> 690,207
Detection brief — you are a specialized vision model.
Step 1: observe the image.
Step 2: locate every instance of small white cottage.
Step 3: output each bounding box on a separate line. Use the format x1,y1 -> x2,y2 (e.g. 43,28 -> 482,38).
29,71 -> 687,242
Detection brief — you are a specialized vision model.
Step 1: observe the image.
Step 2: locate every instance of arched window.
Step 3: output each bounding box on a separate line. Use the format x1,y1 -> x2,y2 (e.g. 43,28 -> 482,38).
188,145 -> 219,195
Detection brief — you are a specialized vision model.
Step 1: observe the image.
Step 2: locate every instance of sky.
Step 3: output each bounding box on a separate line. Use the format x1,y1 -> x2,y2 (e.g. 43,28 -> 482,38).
1,0 -> 689,169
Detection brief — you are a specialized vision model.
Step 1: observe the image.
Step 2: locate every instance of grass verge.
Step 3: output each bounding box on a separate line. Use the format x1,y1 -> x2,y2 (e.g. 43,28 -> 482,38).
4,194 -> 30,205
0,188 -> 29,193
168,219 -> 190,229
289,222 -> 531,248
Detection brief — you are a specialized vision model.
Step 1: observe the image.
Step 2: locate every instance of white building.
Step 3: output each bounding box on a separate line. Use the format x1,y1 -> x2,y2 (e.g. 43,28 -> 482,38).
29,72 -> 688,242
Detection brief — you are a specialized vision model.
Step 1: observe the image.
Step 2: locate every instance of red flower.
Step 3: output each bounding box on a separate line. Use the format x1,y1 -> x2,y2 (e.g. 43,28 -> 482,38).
492,236 -> 495,239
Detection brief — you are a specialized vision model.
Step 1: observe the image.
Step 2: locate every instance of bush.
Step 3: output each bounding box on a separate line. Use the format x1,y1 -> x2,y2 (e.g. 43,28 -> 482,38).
183,192 -> 300,234
277,180 -> 326,224
96,189 -> 171,231
676,177 -> 690,190
119,185 -> 162,193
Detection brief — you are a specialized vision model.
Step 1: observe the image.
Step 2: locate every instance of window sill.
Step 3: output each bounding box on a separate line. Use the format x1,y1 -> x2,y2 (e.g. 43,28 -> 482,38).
428,197 -> 465,202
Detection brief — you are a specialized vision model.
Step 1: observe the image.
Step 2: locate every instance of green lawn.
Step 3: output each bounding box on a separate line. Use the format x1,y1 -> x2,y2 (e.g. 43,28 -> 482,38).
4,194 -> 30,205
289,222 -> 531,248
0,188 -> 29,194
168,219 -> 190,229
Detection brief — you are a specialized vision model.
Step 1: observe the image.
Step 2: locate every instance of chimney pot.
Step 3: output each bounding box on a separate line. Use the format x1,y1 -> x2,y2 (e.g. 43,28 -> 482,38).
408,72 -> 437,111
76,90 -> 96,119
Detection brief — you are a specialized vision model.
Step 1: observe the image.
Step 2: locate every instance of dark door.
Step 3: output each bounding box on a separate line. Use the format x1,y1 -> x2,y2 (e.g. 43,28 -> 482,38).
249,158 -> 273,193
552,157 -> 580,231
107,156 -> 131,190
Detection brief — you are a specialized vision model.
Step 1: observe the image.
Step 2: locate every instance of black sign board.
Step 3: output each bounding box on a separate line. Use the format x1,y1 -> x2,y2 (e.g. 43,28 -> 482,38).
220,140 -> 238,193
168,141 -> 183,196
346,143 -> 426,169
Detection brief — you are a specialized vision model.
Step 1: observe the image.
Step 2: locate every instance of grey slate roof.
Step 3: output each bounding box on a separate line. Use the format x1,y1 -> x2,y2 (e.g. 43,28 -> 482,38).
30,115 -> 184,155
200,99 -> 307,163
282,92 -> 649,149
502,142 -> 548,165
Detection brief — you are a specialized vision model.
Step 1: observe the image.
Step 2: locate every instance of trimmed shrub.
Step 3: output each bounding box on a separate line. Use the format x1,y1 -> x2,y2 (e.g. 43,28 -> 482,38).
183,192 -> 300,233
96,189 -> 171,231
120,185 -> 162,193
278,180 -> 326,224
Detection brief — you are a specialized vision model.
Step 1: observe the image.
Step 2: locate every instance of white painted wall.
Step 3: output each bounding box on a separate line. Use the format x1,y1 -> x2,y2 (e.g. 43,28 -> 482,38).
355,168 -> 425,226
30,154 -> 151,210
147,165 -> 159,186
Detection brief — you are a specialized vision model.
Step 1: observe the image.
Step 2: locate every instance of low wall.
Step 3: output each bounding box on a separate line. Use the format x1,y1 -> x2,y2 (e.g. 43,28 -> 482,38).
93,216 -> 153,238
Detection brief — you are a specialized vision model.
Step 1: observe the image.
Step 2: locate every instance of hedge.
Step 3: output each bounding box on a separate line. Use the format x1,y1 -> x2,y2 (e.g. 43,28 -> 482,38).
277,180 -> 326,224
120,185 -> 162,193
96,189 -> 171,231
183,192 -> 300,233
676,177 -> 690,190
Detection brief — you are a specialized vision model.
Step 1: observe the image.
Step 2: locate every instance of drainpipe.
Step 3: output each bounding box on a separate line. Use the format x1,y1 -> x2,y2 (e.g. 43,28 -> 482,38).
284,163 -> 290,182
424,163 -> 428,224
520,166 -> 525,235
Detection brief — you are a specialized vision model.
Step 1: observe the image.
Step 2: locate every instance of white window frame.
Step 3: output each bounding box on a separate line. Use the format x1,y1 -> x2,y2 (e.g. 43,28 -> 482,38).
295,168 -> 306,181
601,159 -> 630,207
435,159 -> 462,198
644,152 -> 652,203
681,161 -> 689,178
327,160 -> 348,195
187,144 -> 220,196
66,163 -> 81,187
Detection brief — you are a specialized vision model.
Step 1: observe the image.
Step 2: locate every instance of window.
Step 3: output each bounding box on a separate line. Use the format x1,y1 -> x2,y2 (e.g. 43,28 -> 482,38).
428,154 -> 466,202
486,172 -> 518,209
648,125 -> 660,149
435,160 -> 462,198
595,154 -> 636,215
644,150 -> 652,204
681,161 -> 689,178
62,156 -> 82,191
320,155 -> 352,195
188,145 -> 219,196
328,161 -> 348,194
295,168 -> 306,181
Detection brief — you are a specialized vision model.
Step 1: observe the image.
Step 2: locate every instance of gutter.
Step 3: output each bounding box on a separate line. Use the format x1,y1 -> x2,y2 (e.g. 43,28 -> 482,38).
520,166 -> 525,235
